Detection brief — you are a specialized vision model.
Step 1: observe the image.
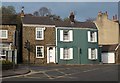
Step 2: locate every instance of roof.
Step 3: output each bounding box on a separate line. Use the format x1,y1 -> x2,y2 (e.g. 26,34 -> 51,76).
2,14 -> 18,25
54,20 -> 97,29
22,16 -> 97,29
22,16 -> 55,25
102,44 -> 119,52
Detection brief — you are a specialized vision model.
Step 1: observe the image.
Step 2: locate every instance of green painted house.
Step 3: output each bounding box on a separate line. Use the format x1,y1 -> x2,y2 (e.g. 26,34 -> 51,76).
55,13 -> 100,64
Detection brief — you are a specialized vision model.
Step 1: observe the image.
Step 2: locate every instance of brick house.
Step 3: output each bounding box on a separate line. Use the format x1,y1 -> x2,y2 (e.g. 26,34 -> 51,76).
0,23 -> 17,63
22,15 -> 56,64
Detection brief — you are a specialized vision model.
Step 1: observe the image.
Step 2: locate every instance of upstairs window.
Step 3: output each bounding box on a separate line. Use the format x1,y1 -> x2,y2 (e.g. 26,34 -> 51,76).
36,46 -> 44,58
36,28 -> 44,40
88,31 -> 97,42
60,30 -> 73,42
88,48 -> 98,60
0,30 -> 8,39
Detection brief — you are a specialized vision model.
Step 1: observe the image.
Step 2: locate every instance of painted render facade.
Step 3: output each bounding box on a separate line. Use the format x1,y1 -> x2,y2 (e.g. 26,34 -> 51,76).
94,11 -> 119,45
55,18 -> 100,64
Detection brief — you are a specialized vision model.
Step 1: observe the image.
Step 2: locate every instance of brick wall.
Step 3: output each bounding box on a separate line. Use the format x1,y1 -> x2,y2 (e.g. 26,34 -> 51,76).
0,25 -> 16,43
22,26 -> 55,64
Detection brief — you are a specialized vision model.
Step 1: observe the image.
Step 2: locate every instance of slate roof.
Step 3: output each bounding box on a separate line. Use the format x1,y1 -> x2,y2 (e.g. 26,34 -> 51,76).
54,20 -> 97,29
102,44 -> 119,52
22,16 -> 97,29
22,16 -> 55,25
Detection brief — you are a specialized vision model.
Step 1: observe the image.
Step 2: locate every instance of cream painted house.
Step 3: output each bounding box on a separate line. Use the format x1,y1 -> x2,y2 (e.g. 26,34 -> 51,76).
94,11 -> 119,45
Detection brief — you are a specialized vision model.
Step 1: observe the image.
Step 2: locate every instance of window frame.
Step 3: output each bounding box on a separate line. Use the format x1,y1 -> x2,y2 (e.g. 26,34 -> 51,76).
60,48 -> 73,60
36,27 -> 44,40
88,31 -> 97,43
60,30 -> 73,42
0,30 -> 8,39
36,46 -> 44,58
88,48 -> 98,60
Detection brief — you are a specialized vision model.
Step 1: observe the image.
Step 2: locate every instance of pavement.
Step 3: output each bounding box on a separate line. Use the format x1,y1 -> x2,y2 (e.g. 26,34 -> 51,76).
1,65 -> 31,78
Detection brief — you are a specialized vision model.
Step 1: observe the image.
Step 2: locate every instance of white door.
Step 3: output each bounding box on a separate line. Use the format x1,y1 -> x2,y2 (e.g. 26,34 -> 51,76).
102,52 -> 115,63
47,47 -> 55,63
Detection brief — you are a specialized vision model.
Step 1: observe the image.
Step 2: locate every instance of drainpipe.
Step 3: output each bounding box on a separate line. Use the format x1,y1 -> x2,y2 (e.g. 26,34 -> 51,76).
78,47 -> 80,64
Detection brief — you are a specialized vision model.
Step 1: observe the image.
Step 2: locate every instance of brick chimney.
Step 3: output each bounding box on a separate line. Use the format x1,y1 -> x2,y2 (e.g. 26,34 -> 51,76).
69,12 -> 75,23
21,6 -> 24,17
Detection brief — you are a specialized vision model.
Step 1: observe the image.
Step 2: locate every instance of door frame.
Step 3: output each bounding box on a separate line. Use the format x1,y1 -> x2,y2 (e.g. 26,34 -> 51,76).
47,46 -> 56,63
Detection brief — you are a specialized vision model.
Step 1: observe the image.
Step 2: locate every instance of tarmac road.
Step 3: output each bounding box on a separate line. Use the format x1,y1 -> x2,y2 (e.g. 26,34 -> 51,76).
2,64 -> 119,82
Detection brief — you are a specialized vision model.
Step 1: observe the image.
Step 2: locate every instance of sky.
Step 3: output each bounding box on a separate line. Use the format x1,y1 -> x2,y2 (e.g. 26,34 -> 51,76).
2,2 -> 118,22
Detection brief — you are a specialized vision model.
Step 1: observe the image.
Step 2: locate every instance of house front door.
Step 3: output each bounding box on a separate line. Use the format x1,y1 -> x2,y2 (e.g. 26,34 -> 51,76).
47,47 -> 55,63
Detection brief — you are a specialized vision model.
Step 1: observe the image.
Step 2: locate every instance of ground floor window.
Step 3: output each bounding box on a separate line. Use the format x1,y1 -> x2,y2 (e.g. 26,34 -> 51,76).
60,48 -> 73,60
88,48 -> 98,60
0,50 -> 6,60
36,46 -> 44,58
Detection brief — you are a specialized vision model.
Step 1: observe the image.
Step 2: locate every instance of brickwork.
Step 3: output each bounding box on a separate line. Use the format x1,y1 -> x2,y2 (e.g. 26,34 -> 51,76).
0,25 -> 16,43
22,26 -> 55,64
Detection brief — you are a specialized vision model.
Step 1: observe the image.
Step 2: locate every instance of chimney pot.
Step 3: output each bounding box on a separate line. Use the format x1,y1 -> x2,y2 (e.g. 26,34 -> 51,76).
69,12 -> 75,23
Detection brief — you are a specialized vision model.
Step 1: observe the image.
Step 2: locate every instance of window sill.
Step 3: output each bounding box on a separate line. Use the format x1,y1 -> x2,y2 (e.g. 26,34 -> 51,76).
89,59 -> 97,61
61,40 -> 72,42
36,57 -> 44,58
88,41 -> 97,43
36,39 -> 44,40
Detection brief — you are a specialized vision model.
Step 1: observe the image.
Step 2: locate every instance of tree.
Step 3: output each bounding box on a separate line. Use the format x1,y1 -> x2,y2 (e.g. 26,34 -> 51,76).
85,17 -> 96,22
47,14 -> 61,21
33,7 -> 51,16
63,17 -> 70,21
1,6 -> 16,15
39,7 -> 51,16
33,11 -> 39,16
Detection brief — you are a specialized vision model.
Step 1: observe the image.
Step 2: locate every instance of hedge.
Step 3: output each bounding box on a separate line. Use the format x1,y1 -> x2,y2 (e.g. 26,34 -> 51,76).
0,60 -> 18,70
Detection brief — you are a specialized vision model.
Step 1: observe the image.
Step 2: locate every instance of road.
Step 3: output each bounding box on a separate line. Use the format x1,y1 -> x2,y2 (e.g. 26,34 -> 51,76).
2,64 -> 119,82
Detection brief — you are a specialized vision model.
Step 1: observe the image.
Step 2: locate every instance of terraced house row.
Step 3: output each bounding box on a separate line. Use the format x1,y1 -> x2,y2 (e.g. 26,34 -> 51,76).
0,9 -> 120,65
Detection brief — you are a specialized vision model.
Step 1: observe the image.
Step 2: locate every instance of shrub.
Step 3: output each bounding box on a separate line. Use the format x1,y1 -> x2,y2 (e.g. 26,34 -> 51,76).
1,60 -> 13,70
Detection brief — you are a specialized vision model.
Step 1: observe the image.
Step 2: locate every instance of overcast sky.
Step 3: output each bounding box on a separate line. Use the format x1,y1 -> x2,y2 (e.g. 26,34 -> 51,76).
2,2 -> 118,21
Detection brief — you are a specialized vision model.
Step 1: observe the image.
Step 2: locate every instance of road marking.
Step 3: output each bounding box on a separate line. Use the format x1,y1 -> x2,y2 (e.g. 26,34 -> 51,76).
43,72 -> 54,79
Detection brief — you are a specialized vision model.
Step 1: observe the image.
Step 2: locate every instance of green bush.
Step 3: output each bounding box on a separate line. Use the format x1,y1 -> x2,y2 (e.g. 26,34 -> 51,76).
1,60 -> 13,70
1,60 -> 13,65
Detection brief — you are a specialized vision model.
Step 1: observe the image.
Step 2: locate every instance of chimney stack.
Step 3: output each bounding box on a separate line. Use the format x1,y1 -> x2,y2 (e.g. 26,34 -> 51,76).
69,12 -> 75,23
113,14 -> 118,22
21,6 -> 24,17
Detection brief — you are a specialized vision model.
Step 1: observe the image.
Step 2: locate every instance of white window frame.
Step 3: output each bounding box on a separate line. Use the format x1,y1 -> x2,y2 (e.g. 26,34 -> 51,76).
36,46 -> 44,58
36,27 -> 44,40
60,30 -> 73,42
0,30 -> 8,39
88,31 -> 97,42
88,48 -> 98,60
60,48 -> 73,60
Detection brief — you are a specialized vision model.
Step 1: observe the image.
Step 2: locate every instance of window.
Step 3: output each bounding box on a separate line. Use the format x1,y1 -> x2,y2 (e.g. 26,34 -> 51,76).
63,30 -> 69,41
88,48 -> 98,60
60,48 -> 73,60
0,50 -> 6,60
60,30 -> 73,42
36,46 -> 44,58
0,30 -> 8,39
88,31 -> 97,42
36,28 -> 44,40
